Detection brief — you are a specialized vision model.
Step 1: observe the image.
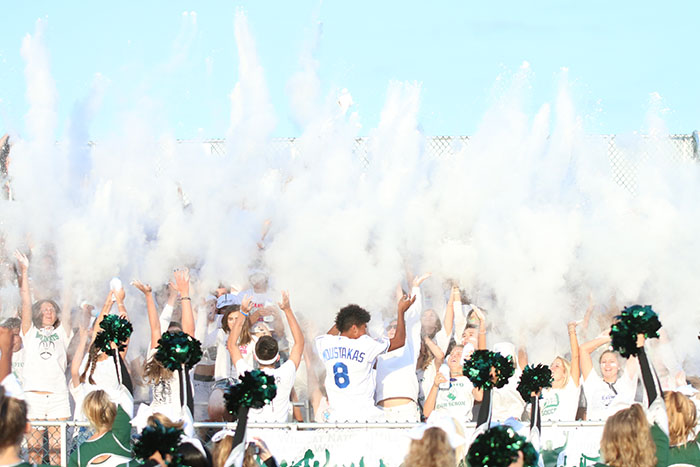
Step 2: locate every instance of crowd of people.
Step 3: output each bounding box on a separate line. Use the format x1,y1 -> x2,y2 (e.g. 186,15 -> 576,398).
0,248 -> 698,467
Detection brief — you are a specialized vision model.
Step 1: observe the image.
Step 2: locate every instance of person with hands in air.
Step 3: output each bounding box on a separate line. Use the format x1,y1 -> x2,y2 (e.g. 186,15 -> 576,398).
314,293 -> 416,422
594,334 -> 670,467
375,273 -> 432,422
70,287 -> 134,424
133,269 -> 197,428
228,291 -> 304,423
580,328 -> 638,421
15,250 -> 72,465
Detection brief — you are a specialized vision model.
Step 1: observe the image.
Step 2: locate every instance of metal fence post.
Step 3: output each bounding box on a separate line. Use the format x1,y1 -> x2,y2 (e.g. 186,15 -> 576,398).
60,422 -> 67,467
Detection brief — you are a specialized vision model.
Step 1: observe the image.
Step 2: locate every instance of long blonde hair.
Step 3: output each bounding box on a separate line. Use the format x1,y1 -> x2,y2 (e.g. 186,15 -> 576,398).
403,427 -> 456,467
664,391 -> 697,446
212,436 -> 234,467
83,390 -> 116,432
553,356 -> 572,387
143,355 -> 174,385
600,404 -> 657,467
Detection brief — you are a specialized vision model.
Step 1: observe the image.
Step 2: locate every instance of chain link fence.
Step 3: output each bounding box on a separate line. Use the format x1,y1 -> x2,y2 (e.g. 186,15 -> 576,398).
192,133 -> 699,195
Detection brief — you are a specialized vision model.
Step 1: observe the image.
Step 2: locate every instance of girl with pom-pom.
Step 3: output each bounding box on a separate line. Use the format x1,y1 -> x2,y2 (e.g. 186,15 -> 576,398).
132,269 -> 197,430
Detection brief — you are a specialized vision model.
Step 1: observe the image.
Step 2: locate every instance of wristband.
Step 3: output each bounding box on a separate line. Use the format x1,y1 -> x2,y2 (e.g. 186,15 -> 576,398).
180,297 -> 191,301
239,309 -> 250,317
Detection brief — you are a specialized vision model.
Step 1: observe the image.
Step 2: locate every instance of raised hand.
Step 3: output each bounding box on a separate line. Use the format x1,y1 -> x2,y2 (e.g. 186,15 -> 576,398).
170,268 -> 190,297
412,272 -> 432,288
241,295 -> 254,316
397,294 -> 417,314
131,280 -> 152,295
14,250 -> 28,273
278,290 -> 291,312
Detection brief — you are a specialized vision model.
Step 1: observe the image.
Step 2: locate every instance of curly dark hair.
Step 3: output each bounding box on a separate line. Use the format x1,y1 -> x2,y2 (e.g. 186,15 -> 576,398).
335,304 -> 371,333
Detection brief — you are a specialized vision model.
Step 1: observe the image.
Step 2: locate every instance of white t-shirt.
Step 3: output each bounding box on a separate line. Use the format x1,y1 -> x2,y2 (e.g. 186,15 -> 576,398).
417,361 -> 438,410
215,330 -> 257,381
21,324 -> 72,394
71,353 -> 126,420
314,334 -> 389,419
582,370 -> 636,421
147,348 -> 182,412
375,287 -> 422,403
492,368 -> 526,422
434,375 -> 475,423
11,347 -> 24,386
235,359 -> 296,422
541,380 -> 580,421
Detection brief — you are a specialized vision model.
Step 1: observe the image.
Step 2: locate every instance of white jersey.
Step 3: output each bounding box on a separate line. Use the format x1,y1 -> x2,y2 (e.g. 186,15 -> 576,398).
315,333 -> 389,420
236,359 -> 296,422
541,380 -> 580,421
375,287 -> 422,403
583,370 -> 636,421
11,347 -> 24,386
492,368 -> 526,421
21,324 -> 72,394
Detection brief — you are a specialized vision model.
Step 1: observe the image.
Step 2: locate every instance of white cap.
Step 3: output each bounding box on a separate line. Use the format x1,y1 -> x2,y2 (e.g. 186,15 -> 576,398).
407,411 -> 465,449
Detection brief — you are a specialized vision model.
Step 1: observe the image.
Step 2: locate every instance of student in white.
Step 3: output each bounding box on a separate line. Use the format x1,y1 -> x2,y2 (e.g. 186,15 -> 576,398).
132,270 -> 196,430
228,291 -> 304,423
424,343 -> 482,424
314,295 -> 416,422
0,318 -> 24,386
540,322 -> 582,421
15,250 -> 73,466
580,331 -> 637,421
375,273 -> 431,422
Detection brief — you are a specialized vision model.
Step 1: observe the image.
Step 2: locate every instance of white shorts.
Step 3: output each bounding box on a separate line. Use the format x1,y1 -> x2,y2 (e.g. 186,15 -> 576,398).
26,392 -> 71,420
381,400 -> 420,422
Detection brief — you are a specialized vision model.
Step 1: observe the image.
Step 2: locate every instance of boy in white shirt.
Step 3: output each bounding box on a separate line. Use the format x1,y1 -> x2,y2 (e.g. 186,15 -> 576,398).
314,294 -> 416,422
228,291 -> 304,423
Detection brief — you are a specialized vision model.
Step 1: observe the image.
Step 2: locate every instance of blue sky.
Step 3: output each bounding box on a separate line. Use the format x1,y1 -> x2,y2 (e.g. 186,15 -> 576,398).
2,1 -> 699,140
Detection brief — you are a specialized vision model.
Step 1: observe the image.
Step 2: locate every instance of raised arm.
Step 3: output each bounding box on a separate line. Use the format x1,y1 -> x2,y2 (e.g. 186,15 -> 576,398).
423,371 -> 447,419
443,286 -> 459,339
471,305 -> 487,350
113,287 -> 131,356
388,294 -> 416,352
171,269 -> 194,336
567,321 -> 581,386
423,336 -> 445,365
227,297 -> 252,366
71,326 -> 90,387
133,280 -> 160,349
579,332 -> 611,380
91,291 -> 115,344
278,291 -> 304,369
0,326 -> 12,381
15,250 -> 31,335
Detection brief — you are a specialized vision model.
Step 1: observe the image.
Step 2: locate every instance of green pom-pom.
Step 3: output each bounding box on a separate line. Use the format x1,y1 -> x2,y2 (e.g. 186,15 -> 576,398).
467,425 -> 538,467
463,349 -> 515,390
133,420 -> 183,462
155,331 -> 203,371
517,364 -> 553,401
610,305 -> 662,358
93,314 -> 133,353
224,369 -> 278,414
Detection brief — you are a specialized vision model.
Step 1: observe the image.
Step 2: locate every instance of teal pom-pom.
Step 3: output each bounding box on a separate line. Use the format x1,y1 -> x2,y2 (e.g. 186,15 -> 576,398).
133,419 -> 183,462
94,314 -> 133,353
463,349 -> 515,390
224,369 -> 278,414
467,425 -> 538,467
610,305 -> 662,358
155,331 -> 203,371
517,364 -> 553,400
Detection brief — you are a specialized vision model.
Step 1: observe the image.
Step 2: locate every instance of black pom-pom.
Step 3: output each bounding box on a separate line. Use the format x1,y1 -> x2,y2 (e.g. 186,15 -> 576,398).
467,425 -> 538,467
94,314 -> 133,353
133,420 -> 183,462
463,349 -> 515,390
610,305 -> 662,358
224,369 -> 277,415
155,331 -> 203,371
517,364 -> 553,400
